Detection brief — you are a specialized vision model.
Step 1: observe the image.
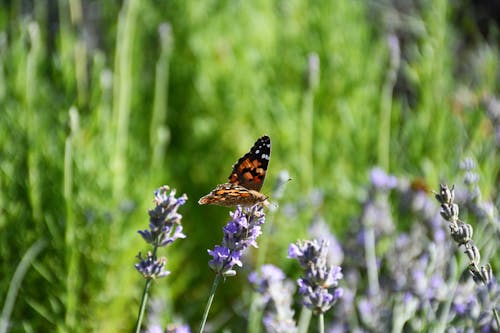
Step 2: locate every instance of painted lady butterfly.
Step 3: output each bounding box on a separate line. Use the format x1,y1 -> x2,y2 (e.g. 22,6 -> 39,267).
198,135 -> 271,207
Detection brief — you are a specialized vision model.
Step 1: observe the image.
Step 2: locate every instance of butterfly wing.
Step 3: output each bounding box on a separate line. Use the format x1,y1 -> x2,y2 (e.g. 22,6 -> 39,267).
198,183 -> 268,207
227,135 -> 271,192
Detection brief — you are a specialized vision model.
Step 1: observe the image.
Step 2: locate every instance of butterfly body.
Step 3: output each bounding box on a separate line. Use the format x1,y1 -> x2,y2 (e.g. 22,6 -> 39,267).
198,135 -> 271,207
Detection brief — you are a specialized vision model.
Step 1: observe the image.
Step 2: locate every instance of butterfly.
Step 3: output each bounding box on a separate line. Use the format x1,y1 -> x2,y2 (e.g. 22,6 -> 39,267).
198,135 -> 271,207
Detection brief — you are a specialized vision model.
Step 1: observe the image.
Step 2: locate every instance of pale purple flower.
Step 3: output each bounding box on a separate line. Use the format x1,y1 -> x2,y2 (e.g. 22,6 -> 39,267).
135,186 -> 187,279
309,217 -> 344,267
249,264 -> 297,333
135,252 -> 170,279
370,167 -> 398,190
249,264 -> 286,298
289,239 -> 343,314
138,186 -> 187,247
208,205 -> 265,277
208,245 -> 242,277
166,324 -> 191,333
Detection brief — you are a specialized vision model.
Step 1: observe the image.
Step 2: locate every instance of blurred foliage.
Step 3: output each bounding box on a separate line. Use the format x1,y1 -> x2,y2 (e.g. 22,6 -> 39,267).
0,0 -> 498,332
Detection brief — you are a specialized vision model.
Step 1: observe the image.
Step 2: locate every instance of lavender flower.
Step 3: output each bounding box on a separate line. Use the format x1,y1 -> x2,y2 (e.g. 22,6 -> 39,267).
249,264 -> 287,303
134,185 -> 188,333
249,264 -> 297,333
135,252 -> 170,279
135,186 -> 187,278
199,204 -> 267,333
165,324 -> 191,333
435,184 -> 493,285
138,186 -> 187,247
288,239 -> 344,314
369,167 -> 398,191
451,278 -> 500,332
309,217 -> 344,267
435,184 -> 500,330
208,205 -> 265,277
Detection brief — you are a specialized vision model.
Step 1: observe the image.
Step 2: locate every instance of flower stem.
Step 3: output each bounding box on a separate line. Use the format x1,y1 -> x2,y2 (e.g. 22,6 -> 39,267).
493,307 -> 500,331
318,313 -> 324,333
363,201 -> 380,296
0,239 -> 46,333
134,278 -> 153,333
297,307 -> 312,333
198,273 -> 221,333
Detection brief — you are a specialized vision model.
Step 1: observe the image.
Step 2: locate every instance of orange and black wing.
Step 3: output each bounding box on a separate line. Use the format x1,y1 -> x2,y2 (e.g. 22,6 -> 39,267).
228,135 -> 271,192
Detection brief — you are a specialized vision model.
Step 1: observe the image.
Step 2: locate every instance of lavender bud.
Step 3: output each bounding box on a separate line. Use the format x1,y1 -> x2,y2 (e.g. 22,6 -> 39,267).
450,222 -> 473,245
440,203 -> 459,222
435,184 -> 455,204
480,264 -> 493,285
464,243 -> 481,265
469,265 -> 484,285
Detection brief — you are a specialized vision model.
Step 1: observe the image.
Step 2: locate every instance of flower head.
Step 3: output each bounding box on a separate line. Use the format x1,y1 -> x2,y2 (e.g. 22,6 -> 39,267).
249,264 -> 287,303
369,167 -> 398,191
289,239 -> 343,314
166,324 -> 191,333
208,205 -> 265,277
249,264 -> 297,333
135,252 -> 170,279
135,186 -> 187,279
309,217 -> 344,267
138,186 -> 187,247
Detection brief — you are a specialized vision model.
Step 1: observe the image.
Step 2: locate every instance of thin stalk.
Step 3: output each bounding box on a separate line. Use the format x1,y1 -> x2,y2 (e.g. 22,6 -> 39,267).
134,278 -> 153,333
69,0 -> 88,106
297,307 -> 312,333
198,274 -> 221,333
149,22 -> 173,180
26,22 -> 42,224
300,53 -> 319,191
247,292 -> 263,333
134,244 -> 159,333
363,199 -> 380,296
318,313 -> 324,333
64,107 -> 79,331
0,240 -> 46,333
112,0 -> 139,198
493,308 -> 500,330
377,34 -> 400,170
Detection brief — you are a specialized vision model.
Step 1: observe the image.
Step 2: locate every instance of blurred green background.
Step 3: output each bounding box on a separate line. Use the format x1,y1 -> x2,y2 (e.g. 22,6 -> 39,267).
0,0 -> 498,332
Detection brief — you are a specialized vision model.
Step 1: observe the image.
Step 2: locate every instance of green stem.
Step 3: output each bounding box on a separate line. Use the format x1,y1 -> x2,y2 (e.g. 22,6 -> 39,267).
493,307 -> 500,331
134,278 -> 153,333
112,0 -> 139,198
0,239 -> 46,333
149,22 -> 173,182
198,274 -> 221,333
377,35 -> 399,170
134,244 -> 159,333
300,53 -> 319,191
363,199 -> 380,296
318,313 -> 324,333
64,107 -> 79,331
247,292 -> 262,333
297,307 -> 312,333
